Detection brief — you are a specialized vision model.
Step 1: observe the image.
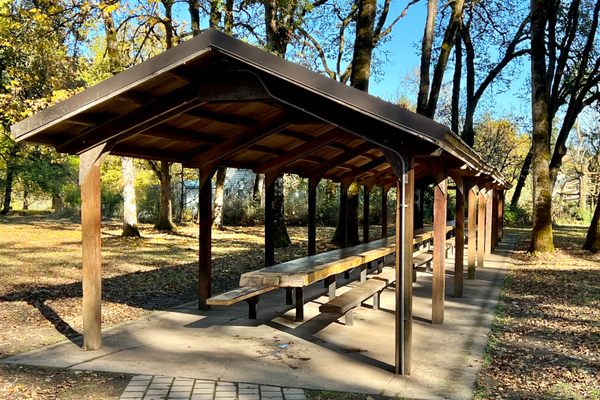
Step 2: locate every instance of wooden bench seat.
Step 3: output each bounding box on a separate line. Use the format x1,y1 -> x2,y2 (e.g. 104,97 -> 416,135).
412,251 -> 433,282
206,286 -> 276,319
319,267 -> 396,326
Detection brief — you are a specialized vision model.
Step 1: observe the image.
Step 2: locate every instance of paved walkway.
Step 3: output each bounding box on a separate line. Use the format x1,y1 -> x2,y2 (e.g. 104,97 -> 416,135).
120,376 -> 305,400
4,236 -> 518,400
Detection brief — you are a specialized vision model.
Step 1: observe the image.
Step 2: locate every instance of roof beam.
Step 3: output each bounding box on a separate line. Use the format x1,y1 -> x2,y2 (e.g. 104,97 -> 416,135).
185,113 -> 291,168
308,141 -> 375,179
111,144 -> 186,163
56,74 -> 273,155
336,156 -> 388,182
255,127 -> 339,174
138,126 -> 222,145
184,108 -> 258,128
356,166 -> 393,186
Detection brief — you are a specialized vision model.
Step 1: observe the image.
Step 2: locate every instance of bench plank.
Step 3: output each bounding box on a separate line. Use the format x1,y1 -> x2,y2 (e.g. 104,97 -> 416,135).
206,286 -> 276,306
320,268 -> 396,315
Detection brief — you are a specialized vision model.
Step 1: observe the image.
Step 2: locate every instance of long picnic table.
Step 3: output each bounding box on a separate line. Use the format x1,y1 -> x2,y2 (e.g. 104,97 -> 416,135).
238,223 -> 456,321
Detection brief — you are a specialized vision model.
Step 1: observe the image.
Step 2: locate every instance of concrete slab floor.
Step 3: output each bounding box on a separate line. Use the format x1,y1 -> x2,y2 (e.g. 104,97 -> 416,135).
3,236 -> 518,400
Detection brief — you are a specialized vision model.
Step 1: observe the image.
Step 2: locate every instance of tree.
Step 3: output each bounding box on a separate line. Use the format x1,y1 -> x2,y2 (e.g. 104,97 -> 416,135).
148,0 -> 178,231
514,0 -> 600,213
207,0 -> 234,231
296,0 -> 414,246
459,1 -> 530,145
0,0 -> 82,214
98,0 -> 141,237
583,190 -> 600,252
331,0 -> 376,247
473,116 -> 530,184
417,0 -> 465,119
529,0 -> 554,252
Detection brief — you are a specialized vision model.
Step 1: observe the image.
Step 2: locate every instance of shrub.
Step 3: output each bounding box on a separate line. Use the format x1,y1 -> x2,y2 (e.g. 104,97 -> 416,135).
504,205 -> 531,227
222,195 -> 264,226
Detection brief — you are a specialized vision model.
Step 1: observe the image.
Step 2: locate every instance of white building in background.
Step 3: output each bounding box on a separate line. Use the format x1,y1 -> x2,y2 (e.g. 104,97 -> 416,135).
182,168 -> 257,217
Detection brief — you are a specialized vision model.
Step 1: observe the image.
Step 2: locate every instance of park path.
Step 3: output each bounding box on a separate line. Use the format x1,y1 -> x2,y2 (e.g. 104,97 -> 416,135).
120,375 -> 306,400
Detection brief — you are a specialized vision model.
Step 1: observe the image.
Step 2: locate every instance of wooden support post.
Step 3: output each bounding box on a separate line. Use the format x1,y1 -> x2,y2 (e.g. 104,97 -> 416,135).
340,181 -> 350,248
285,288 -> 294,305
467,182 -> 477,279
414,186 -> 424,230
80,146 -> 108,350
381,186 -> 389,238
432,167 -> 447,325
477,188 -> 486,269
340,181 -> 350,278
453,176 -> 465,298
198,168 -> 215,310
264,173 -> 278,267
308,177 -> 319,256
491,190 -> 498,247
363,185 -> 370,243
499,191 -> 504,241
485,188 -> 493,256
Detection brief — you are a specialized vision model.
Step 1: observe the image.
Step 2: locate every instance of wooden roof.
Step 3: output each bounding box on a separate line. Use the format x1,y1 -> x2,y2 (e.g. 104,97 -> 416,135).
11,29 -> 508,188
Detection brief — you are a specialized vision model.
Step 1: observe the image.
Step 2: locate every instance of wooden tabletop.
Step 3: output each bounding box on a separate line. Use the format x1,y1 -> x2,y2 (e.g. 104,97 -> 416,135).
239,222 -> 456,289
239,236 -> 396,288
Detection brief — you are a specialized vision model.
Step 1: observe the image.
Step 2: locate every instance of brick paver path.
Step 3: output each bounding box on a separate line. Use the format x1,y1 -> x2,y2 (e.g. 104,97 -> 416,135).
120,375 -> 307,400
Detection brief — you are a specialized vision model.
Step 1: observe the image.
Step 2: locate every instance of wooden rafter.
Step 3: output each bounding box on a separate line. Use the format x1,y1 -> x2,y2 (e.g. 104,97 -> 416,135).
185,114 -> 291,168
336,156 -> 388,182
255,127 -> 339,174
308,141 -> 375,179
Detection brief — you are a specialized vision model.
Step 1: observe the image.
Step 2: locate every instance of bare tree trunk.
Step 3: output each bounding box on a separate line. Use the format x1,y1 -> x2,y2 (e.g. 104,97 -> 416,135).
451,29 -> 462,134
253,174 -> 264,205
510,145 -> 533,209
331,0 -> 376,247
22,189 -> 28,210
332,182 -> 361,246
273,177 -> 291,247
416,0 -> 438,115
529,0 -> 554,252
188,0 -> 200,36
52,194 -> 64,213
212,167 -> 225,230
583,191 -> 600,252
121,157 -> 141,237
350,0 -> 376,91
425,0 -> 464,118
1,145 -> 17,215
178,167 -> 184,223
579,166 -> 588,216
155,161 -> 175,231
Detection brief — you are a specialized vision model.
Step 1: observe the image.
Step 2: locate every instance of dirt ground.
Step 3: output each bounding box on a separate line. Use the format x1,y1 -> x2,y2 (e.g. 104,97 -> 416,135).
474,226 -> 600,400
2,216 -> 599,399
0,215 -> 385,399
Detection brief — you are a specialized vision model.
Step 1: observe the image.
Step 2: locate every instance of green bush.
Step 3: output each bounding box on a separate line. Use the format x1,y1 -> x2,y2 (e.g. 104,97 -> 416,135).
222,195 -> 264,226
504,205 -> 531,227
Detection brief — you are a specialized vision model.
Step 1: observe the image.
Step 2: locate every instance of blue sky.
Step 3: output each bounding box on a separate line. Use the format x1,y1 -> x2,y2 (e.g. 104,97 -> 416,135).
367,0 -> 531,125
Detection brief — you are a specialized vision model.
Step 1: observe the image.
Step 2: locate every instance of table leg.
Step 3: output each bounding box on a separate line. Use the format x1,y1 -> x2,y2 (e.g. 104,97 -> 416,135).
360,266 -> 367,283
285,288 -> 294,305
245,297 -> 259,319
325,276 -> 336,300
295,287 -> 304,322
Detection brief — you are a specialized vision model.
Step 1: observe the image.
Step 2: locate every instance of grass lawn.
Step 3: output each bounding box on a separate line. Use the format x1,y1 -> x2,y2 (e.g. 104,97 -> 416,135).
475,226 -> 600,399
